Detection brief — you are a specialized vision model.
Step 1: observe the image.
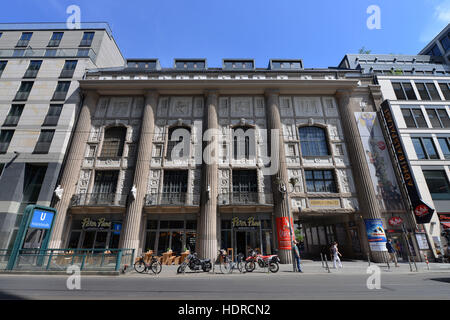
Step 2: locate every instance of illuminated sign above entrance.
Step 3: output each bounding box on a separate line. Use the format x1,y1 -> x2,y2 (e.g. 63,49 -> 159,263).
231,217 -> 261,230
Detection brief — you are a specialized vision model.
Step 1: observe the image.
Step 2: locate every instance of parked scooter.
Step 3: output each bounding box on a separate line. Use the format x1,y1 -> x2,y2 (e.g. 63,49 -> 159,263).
245,249 -> 280,273
177,251 -> 212,274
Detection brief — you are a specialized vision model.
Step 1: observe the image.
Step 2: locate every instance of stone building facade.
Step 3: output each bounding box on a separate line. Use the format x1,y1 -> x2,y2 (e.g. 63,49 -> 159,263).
48,59 -> 391,263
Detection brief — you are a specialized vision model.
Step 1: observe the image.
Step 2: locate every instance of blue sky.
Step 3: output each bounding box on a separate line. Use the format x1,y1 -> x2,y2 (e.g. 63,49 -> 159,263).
1,0 -> 449,68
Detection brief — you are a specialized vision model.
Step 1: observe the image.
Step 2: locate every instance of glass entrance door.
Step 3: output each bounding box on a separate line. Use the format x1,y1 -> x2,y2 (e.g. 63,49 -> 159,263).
234,230 -> 261,257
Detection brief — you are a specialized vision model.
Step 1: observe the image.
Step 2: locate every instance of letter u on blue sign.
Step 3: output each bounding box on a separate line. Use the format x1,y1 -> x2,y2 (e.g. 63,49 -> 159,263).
30,210 -> 54,229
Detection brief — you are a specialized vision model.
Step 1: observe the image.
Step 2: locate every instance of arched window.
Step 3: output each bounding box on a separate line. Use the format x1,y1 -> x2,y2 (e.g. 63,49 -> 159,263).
166,126 -> 191,160
101,127 -> 127,157
299,126 -> 329,156
233,126 -> 255,160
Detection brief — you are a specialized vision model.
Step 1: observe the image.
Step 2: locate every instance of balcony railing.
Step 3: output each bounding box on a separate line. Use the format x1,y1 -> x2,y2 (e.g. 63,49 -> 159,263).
71,193 -> 128,207
0,48 -> 97,62
145,193 -> 200,206
218,192 -> 274,206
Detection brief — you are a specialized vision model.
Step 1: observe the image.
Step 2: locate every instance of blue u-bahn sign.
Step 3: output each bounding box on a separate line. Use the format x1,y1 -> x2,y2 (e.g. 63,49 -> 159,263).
30,210 -> 55,229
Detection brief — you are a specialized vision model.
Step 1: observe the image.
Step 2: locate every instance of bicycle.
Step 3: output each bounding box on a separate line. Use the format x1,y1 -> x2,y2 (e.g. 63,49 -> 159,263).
217,250 -> 245,274
134,253 -> 162,275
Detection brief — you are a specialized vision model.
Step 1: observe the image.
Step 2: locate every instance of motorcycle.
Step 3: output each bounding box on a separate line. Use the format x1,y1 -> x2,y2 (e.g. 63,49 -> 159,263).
177,252 -> 212,274
245,249 -> 280,273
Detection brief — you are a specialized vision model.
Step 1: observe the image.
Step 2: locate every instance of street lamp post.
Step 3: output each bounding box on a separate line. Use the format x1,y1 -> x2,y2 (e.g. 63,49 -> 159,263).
277,177 -> 299,272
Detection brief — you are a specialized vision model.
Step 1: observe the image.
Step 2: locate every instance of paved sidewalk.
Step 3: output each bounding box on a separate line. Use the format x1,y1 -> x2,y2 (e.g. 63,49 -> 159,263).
124,260 -> 450,277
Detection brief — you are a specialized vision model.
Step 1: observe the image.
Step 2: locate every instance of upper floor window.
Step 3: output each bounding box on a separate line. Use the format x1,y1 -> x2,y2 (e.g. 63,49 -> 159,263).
48,32 -> 63,47
0,61 -> 7,77
232,170 -> 258,194
0,130 -> 14,154
411,137 -> 439,159
299,126 -> 329,156
415,82 -> 441,101
93,170 -> 119,195
392,82 -> 417,100
423,170 -> 450,200
100,127 -> 127,158
14,81 -> 34,101
426,108 -> 450,128
33,130 -> 54,154
174,60 -> 206,70
51,81 -> 70,101
440,32 -> 450,52
79,32 -> 94,47
223,60 -> 254,70
438,83 -> 450,100
166,126 -> 191,161
44,49 -> 57,57
163,170 -> 188,195
427,44 -> 442,57
437,138 -> 450,160
16,32 -> 32,47
401,108 -> 427,128
60,60 -> 77,79
233,126 -> 255,160
305,170 -> 337,193
3,104 -> 24,127
23,60 -> 42,79
77,48 -> 90,57
42,104 -> 63,127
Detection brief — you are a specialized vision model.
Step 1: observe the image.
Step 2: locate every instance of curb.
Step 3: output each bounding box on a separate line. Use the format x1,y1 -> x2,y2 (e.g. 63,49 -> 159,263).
0,271 -> 121,276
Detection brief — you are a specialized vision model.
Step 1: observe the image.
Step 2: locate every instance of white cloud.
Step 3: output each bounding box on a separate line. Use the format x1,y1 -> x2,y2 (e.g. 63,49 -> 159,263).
419,0 -> 450,43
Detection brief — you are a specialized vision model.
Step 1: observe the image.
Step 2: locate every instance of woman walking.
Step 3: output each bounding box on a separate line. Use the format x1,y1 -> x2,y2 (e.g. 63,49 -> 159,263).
331,242 -> 343,269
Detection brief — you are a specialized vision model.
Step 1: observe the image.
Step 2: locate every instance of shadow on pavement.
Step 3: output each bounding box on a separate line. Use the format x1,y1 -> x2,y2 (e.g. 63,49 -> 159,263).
429,278 -> 450,284
0,291 -> 25,300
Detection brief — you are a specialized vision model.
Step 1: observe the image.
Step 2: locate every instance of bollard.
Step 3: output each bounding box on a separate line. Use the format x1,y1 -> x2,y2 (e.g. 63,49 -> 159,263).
412,256 -> 418,272
320,253 -> 325,268
324,254 -> 331,273
424,254 -> 430,270
367,253 -> 371,266
407,256 -> 413,272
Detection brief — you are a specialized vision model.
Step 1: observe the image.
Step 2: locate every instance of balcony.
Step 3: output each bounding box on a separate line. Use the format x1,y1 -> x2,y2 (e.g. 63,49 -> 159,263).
71,193 -> 128,207
145,193 -> 200,207
218,192 -> 273,206
0,48 -> 97,62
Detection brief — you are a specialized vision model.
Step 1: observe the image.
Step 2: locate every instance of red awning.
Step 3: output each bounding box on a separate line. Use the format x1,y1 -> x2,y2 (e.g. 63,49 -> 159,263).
442,222 -> 450,230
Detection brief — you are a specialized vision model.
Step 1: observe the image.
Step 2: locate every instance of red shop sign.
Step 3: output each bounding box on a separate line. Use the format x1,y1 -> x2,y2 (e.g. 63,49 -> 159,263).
388,217 -> 404,226
276,217 -> 294,250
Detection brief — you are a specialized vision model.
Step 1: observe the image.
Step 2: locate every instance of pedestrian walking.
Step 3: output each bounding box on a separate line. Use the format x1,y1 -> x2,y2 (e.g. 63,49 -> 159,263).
293,240 -> 303,273
386,238 -> 398,267
331,242 -> 343,269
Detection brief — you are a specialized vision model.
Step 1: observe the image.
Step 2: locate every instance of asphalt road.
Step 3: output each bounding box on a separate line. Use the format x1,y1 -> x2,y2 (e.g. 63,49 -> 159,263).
1,270 -> 450,300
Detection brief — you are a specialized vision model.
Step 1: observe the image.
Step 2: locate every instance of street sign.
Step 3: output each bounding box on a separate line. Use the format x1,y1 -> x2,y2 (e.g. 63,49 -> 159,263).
30,210 -> 55,229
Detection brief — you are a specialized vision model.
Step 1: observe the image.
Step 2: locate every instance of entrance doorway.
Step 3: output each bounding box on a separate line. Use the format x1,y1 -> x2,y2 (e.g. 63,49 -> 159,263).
234,230 -> 261,257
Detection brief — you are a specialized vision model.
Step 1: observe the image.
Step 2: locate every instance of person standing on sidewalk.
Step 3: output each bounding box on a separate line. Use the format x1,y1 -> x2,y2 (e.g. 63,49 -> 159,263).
331,242 -> 343,269
293,240 -> 303,273
386,239 -> 399,267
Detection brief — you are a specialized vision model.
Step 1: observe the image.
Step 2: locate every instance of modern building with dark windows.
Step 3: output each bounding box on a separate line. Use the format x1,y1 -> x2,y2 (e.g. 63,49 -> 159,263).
339,25 -> 450,261
47,55 -> 395,265
0,23 -> 125,250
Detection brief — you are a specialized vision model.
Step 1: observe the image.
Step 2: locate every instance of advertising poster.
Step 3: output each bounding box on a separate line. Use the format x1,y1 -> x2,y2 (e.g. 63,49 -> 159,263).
276,217 -> 294,250
355,112 -> 404,212
364,219 -> 388,251
415,233 -> 430,250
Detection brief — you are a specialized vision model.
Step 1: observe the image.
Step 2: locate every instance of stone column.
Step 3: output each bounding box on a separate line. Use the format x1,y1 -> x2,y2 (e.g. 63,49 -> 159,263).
197,90 -> 219,261
265,90 -> 293,264
49,90 -> 99,248
120,91 -> 159,253
335,89 -> 390,263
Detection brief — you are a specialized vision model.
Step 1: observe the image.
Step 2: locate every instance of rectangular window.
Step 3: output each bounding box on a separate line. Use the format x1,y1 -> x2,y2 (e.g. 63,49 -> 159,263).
93,171 -> 119,194
401,108 -> 427,128
422,138 -> 439,159
392,82 -> 417,100
14,81 -> 34,101
0,61 -> 7,77
33,130 -> 54,154
16,32 -> 32,47
426,83 -> 442,100
44,49 -> 57,57
423,170 -> 450,200
162,170 -> 188,204
440,33 -> 450,51
3,105 -> 24,127
42,104 -> 63,126
305,170 -> 337,193
23,60 -> 42,78
51,81 -> 70,101
437,138 -> 450,160
77,49 -> 90,57
412,138 -> 427,159
79,32 -> 94,47
439,83 -> 450,100
416,83 -> 431,100
48,32 -> 63,47
426,108 -> 450,128
60,60 -> 77,78
0,130 -> 14,154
